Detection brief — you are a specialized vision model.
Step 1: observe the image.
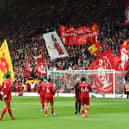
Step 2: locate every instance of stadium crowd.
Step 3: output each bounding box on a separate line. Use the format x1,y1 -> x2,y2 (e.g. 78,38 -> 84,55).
0,0 -> 128,92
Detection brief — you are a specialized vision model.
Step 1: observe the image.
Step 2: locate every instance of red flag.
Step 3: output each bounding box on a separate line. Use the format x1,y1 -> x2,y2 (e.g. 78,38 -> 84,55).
36,56 -> 47,75
113,54 -> 122,71
25,56 -> 30,79
60,23 -> 99,45
120,43 -> 129,71
124,39 -> 129,46
88,49 -> 114,94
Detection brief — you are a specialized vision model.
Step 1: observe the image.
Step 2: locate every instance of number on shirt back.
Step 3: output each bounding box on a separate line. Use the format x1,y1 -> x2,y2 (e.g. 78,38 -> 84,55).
81,87 -> 88,92
46,88 -> 50,93
4,83 -> 6,88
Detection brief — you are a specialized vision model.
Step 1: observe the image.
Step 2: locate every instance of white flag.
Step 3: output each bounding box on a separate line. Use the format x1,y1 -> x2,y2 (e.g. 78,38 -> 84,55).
43,31 -> 68,60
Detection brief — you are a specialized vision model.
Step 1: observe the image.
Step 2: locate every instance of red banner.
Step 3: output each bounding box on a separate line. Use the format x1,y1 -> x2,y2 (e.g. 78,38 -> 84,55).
60,23 -> 99,45
88,49 -> 114,94
36,56 -> 47,75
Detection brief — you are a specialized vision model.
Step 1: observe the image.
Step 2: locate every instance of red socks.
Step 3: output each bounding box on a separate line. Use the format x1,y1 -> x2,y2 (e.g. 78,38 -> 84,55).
45,109 -> 47,116
8,107 -> 13,118
82,109 -> 84,114
42,104 -> 45,110
86,107 -> 89,111
51,108 -> 54,115
0,107 -> 7,119
0,107 -> 14,119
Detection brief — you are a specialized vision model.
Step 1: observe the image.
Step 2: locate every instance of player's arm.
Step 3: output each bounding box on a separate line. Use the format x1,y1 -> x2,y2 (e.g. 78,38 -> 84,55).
0,85 -> 3,101
52,85 -> 56,95
2,83 -> 8,99
37,84 -> 41,94
88,84 -> 92,92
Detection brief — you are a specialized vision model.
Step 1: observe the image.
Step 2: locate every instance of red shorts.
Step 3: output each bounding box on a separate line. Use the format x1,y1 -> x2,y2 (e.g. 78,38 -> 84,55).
45,96 -> 54,104
4,97 -> 11,104
81,96 -> 90,106
40,95 -> 45,104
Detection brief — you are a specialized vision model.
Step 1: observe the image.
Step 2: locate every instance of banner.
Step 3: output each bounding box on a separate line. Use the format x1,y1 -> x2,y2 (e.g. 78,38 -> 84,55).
0,39 -> 14,84
124,0 -> 129,25
25,56 -> 30,79
88,49 -> 114,94
43,31 -> 69,60
36,56 -> 47,75
60,23 -> 99,45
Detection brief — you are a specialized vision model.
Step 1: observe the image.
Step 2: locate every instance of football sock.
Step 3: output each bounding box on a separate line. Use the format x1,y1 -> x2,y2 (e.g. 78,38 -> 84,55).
42,104 -> 45,110
51,108 -> 54,115
1,107 -> 7,119
86,107 -> 89,111
8,107 -> 13,118
45,109 -> 47,115
82,109 -> 84,114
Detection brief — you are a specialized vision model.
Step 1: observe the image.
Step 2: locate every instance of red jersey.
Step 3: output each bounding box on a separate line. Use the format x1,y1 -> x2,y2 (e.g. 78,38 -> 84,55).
38,82 -> 45,96
2,79 -> 12,103
78,82 -> 91,98
44,82 -> 55,98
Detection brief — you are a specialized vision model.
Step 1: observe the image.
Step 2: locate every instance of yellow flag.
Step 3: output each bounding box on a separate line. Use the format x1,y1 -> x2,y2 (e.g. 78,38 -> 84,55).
0,39 -> 14,84
124,39 -> 129,46
88,44 -> 98,55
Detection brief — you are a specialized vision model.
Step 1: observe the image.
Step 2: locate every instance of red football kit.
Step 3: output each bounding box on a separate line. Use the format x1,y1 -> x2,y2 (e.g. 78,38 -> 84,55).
78,82 -> 91,105
38,82 -> 45,106
44,82 -> 55,104
2,79 -> 12,104
0,79 -> 15,120
0,86 -> 3,101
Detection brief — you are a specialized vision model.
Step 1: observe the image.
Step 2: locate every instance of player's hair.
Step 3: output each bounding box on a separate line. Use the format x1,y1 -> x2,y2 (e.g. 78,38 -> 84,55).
81,77 -> 86,82
48,78 -> 51,82
6,72 -> 10,79
40,78 -> 44,81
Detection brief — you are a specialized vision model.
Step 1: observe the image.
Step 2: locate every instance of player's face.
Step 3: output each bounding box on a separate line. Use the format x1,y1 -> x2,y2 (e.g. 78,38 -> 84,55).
77,80 -> 80,83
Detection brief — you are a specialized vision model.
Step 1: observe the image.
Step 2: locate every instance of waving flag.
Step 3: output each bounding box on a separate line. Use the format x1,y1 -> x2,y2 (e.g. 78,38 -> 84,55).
36,56 -> 47,75
113,54 -> 122,71
88,41 -> 100,57
43,31 -> 68,60
120,42 -> 129,74
0,40 -> 14,84
88,49 -> 114,94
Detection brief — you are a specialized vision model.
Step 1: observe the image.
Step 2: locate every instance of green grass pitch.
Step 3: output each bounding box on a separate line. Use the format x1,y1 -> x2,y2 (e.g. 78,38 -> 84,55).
0,96 -> 129,129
